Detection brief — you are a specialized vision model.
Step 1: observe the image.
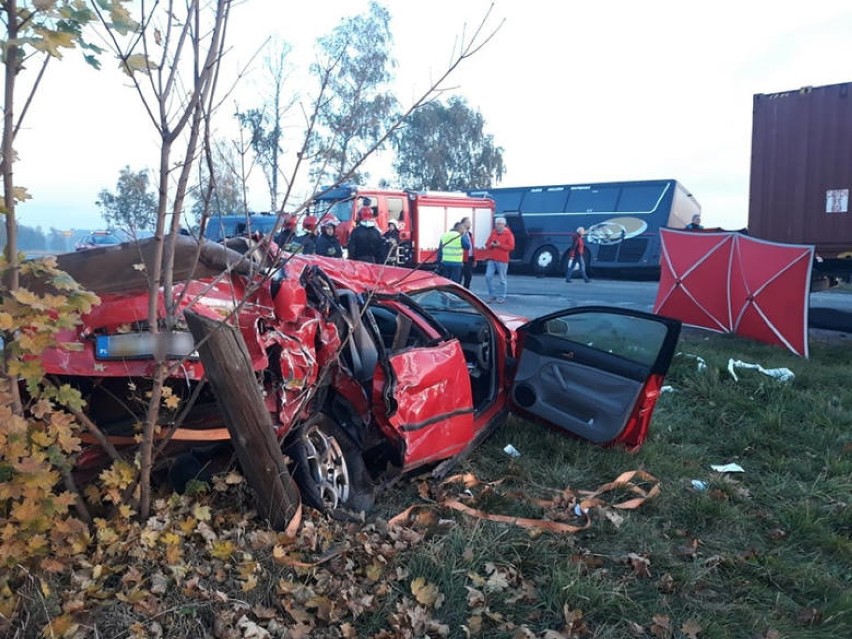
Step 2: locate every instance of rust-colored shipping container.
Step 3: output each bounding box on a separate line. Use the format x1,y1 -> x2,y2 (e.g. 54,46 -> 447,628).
749,82 -> 852,263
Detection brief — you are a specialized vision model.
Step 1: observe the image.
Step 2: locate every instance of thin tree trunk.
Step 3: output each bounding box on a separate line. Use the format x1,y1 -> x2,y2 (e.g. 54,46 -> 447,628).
2,0 -> 19,292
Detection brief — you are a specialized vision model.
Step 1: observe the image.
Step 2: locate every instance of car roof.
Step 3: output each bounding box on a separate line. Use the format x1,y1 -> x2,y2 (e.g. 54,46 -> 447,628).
285,254 -> 447,295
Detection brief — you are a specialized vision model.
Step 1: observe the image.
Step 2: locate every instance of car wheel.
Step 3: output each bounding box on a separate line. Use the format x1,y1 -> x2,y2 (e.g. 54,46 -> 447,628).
286,414 -> 374,513
531,246 -> 559,276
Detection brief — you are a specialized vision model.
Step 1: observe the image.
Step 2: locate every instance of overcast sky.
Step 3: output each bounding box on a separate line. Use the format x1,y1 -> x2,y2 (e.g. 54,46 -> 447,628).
13,0 -> 852,232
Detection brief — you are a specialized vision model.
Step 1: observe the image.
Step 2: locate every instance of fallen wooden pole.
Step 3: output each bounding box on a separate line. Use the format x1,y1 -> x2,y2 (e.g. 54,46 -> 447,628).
185,311 -> 300,531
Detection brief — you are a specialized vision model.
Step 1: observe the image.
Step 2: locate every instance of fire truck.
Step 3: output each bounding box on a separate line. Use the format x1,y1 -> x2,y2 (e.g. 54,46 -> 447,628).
308,186 -> 496,266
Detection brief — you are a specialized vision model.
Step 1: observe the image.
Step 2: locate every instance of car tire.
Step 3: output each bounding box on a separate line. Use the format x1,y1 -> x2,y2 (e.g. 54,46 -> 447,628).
286,414 -> 374,514
531,246 -> 559,276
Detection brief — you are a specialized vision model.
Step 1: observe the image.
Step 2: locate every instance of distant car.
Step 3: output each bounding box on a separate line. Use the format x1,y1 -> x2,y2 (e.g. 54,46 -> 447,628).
38,236 -> 681,512
74,230 -> 126,251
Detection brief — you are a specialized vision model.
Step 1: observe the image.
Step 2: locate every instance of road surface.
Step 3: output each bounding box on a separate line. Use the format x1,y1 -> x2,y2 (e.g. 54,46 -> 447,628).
464,273 -> 852,333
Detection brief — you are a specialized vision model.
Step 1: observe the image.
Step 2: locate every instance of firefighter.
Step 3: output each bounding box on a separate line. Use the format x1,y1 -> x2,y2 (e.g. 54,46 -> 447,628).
291,215 -> 319,255
348,208 -> 385,263
382,219 -> 401,265
315,216 -> 343,258
274,214 -> 298,249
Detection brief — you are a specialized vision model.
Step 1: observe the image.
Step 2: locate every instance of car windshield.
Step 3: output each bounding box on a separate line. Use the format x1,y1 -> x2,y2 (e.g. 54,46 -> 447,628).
92,234 -> 121,245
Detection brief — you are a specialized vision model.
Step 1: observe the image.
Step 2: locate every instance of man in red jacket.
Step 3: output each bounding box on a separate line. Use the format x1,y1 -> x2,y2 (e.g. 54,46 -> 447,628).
565,226 -> 591,283
484,217 -> 515,303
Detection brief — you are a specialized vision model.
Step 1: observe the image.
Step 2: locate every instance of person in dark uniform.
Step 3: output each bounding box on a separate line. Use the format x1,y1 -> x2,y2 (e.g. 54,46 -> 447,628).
348,208 -> 385,263
274,213 -> 298,249
291,215 -> 319,254
382,219 -> 401,265
315,216 -> 343,258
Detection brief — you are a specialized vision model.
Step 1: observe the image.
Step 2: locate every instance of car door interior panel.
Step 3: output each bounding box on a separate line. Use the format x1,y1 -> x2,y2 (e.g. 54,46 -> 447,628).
512,354 -> 642,443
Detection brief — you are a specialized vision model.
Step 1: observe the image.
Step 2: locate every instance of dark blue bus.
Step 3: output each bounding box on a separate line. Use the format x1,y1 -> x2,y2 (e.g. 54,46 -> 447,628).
471,179 -> 701,275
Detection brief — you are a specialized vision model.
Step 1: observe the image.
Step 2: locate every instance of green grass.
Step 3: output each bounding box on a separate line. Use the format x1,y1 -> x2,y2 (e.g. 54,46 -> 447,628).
7,331 -> 850,638
367,331 -> 852,638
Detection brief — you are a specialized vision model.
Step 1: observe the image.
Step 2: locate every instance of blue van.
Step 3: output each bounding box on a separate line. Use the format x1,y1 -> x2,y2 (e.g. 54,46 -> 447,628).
201,213 -> 280,242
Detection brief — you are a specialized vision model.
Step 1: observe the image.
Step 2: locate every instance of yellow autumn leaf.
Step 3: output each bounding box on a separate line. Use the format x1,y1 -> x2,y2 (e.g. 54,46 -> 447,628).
365,560 -> 384,581
411,577 -> 440,607
193,503 -> 212,522
109,2 -> 139,35
30,429 -> 54,448
32,27 -> 75,58
163,394 -> 180,410
11,185 -> 31,203
41,612 -> 78,637
161,531 -> 181,547
165,541 -> 183,565
11,287 -> 41,307
210,540 -> 235,560
241,573 -> 258,592
0,311 -> 14,330
121,53 -> 157,76
179,517 -> 197,534
11,498 -> 43,524
55,425 -> 81,455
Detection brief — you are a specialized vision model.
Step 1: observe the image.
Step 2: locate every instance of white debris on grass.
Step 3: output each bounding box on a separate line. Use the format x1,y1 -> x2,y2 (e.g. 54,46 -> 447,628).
727,359 -> 794,383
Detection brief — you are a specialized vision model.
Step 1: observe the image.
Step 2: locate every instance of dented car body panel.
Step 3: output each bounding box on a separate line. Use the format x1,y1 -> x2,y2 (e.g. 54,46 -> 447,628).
36,237 -> 680,497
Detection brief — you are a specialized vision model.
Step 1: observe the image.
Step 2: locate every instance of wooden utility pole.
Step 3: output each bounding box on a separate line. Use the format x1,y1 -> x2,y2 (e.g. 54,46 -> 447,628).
185,311 -> 300,530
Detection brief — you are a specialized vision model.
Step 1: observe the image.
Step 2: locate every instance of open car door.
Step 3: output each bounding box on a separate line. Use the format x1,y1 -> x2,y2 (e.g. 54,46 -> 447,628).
510,307 -> 681,450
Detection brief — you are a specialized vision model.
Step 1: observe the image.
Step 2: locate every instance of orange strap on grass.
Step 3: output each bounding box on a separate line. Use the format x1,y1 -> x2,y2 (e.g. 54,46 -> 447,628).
391,470 -> 660,535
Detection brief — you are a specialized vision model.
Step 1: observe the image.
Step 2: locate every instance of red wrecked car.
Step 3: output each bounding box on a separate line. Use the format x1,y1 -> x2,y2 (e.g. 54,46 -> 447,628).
39,236 -> 681,512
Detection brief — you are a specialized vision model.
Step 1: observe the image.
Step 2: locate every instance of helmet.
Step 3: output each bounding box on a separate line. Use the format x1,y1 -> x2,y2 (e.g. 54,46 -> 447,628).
302,215 -> 318,231
359,206 -> 375,221
283,214 -> 298,230
320,215 -> 340,228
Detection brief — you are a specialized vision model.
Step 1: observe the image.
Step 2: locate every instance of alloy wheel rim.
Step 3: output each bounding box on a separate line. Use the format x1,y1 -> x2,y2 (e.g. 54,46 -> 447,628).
303,427 -> 351,509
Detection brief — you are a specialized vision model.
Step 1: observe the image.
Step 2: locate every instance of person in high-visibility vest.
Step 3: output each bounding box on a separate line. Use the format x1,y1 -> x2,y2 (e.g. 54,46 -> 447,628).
438,221 -> 469,284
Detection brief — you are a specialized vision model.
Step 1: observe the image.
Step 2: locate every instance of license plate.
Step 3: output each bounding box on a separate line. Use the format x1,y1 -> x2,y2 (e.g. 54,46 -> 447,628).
95,332 -> 197,360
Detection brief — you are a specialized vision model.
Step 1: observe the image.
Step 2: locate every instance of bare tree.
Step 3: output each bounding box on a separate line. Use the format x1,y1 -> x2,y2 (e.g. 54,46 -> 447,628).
236,38 -> 295,211
92,0 -> 233,519
309,1 -> 399,185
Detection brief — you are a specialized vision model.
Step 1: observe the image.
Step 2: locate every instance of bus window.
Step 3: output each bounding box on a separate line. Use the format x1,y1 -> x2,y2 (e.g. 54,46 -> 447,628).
616,184 -> 668,214
564,186 -> 619,213
520,187 -> 569,213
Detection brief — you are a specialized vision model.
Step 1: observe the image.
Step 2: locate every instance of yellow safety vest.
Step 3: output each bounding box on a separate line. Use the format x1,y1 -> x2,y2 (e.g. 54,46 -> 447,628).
440,231 -> 463,263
